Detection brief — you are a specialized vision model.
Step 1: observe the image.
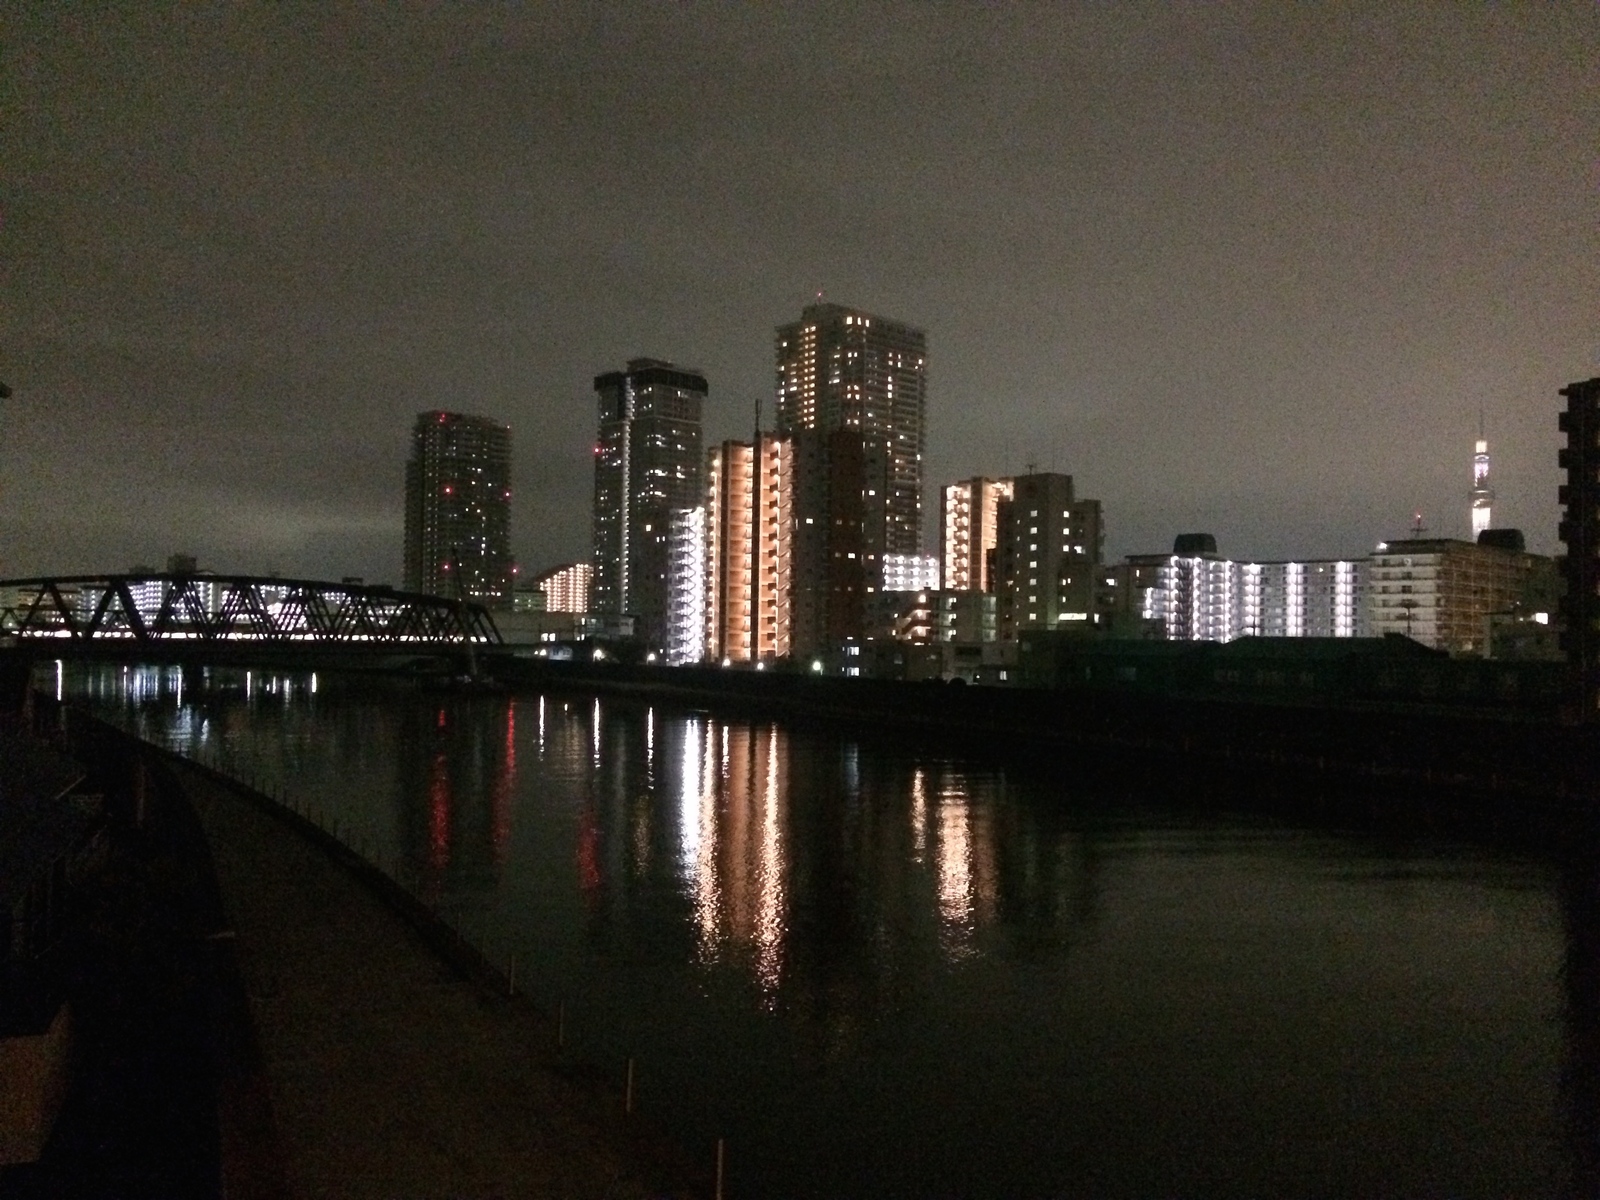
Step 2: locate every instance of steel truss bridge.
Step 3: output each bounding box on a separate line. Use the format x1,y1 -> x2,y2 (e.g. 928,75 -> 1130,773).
0,574 -> 501,655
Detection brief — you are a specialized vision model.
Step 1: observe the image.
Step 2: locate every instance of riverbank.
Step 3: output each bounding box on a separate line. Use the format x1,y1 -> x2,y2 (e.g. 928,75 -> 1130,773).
1,699 -> 708,1200
172,756 -> 705,1199
491,658 -> 1600,828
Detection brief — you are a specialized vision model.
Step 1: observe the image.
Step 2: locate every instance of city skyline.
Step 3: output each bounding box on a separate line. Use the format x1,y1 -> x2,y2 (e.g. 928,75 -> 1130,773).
2,6 -> 1594,582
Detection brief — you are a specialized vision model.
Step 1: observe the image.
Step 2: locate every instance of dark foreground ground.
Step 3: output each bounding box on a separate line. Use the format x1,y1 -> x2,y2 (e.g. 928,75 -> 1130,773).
0,748 -> 702,1199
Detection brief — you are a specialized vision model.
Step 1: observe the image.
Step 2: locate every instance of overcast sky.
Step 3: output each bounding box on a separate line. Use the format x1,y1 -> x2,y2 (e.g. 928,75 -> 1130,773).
2,3 -> 1594,582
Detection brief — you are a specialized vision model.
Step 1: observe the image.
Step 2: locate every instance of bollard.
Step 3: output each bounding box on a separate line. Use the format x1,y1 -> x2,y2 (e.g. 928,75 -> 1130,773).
624,1057 -> 634,1114
715,1138 -> 725,1200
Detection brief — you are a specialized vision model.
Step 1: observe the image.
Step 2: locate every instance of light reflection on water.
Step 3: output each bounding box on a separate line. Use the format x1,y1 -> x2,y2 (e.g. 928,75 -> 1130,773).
71,664 -> 1580,1198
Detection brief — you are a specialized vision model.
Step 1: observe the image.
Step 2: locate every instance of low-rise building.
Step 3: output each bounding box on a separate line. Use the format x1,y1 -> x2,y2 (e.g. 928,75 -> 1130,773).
1120,536 -> 1369,644
1368,534 -> 1550,655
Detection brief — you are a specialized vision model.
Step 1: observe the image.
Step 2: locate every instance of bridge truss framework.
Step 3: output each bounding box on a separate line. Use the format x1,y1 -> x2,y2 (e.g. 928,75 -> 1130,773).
0,574 -> 502,648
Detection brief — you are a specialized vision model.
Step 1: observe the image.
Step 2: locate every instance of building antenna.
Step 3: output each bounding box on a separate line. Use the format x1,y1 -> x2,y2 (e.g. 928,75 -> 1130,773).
1410,511 -> 1427,538
754,395 -> 762,440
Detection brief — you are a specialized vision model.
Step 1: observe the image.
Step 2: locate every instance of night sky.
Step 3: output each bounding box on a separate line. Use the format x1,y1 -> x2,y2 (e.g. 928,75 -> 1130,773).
3,4 -> 1594,583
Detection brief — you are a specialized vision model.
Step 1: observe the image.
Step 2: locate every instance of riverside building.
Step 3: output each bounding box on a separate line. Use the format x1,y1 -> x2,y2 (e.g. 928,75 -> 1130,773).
1126,536 -> 1368,643
994,473 -> 1105,640
1367,535 -> 1543,655
775,303 -> 927,575
941,477 -> 1013,594
592,359 -> 707,649
523,562 -> 591,613
701,435 -> 794,664
403,411 -> 513,605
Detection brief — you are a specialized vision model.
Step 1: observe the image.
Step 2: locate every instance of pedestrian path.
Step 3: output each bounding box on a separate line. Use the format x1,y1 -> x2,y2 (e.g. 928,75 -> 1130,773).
178,763 -> 695,1200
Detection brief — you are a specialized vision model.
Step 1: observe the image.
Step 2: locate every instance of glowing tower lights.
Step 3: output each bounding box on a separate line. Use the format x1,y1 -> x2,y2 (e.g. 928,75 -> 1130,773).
1471,433 -> 1494,539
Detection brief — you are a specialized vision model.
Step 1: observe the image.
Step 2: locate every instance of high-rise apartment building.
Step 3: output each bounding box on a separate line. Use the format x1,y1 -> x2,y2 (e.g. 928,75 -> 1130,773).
592,359 -> 707,648
404,411 -> 513,605
994,474 -> 1104,641
775,304 -> 927,564
789,428 -> 890,655
665,509 -> 706,665
1559,378 -> 1600,714
703,435 -> 794,664
942,477 -> 1014,593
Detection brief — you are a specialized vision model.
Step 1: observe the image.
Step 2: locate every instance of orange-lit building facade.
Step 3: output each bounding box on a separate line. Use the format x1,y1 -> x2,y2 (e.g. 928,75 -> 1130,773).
705,435 -> 794,663
941,477 -> 1014,594
529,561 -> 592,613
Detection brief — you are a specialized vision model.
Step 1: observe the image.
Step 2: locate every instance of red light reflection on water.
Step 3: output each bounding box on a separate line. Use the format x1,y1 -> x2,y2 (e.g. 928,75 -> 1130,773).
577,801 -> 602,900
429,708 -> 450,870
490,702 -> 516,864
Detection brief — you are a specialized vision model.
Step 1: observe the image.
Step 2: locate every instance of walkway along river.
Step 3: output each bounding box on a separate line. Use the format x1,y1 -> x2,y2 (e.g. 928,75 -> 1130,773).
66,663 -> 1600,1198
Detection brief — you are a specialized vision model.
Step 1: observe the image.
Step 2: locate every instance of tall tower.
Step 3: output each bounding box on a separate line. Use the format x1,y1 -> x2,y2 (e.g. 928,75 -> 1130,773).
775,304 -> 927,562
404,411 -> 513,605
592,358 -> 707,646
1471,426 -> 1494,539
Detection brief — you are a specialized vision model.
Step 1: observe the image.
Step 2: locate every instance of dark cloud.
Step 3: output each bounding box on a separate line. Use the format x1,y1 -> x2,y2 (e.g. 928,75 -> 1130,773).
1,2 -> 1594,579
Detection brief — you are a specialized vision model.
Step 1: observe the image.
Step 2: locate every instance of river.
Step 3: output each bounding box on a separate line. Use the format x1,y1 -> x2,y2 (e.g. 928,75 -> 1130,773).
66,662 -> 1585,1197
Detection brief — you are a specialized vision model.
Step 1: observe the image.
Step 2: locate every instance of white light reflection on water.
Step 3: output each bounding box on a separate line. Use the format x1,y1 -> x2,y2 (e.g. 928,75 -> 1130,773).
694,721 -> 722,960
591,698 -> 602,768
678,718 -> 703,866
910,767 -> 928,862
754,726 -> 787,1000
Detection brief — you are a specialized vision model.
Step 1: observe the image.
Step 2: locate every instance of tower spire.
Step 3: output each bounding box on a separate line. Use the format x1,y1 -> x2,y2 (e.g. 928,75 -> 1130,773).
1471,420 -> 1493,539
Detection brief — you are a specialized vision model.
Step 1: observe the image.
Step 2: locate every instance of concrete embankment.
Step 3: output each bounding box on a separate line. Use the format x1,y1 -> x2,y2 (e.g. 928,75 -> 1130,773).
172,757 -> 704,1199
2,701 -> 706,1200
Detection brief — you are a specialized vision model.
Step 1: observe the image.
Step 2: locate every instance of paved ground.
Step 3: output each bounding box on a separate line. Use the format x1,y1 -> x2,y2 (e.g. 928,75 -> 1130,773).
179,762 -> 700,1200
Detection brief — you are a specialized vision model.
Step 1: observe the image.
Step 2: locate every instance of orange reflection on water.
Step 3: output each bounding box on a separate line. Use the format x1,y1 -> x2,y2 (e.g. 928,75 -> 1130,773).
682,723 -> 790,999
935,770 -> 997,961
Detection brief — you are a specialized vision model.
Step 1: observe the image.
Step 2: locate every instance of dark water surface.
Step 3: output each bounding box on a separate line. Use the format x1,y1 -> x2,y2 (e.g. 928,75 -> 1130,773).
69,664 -> 1583,1197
